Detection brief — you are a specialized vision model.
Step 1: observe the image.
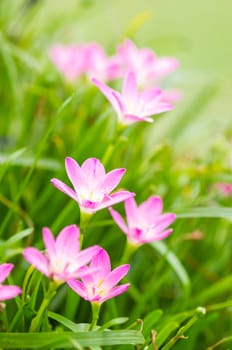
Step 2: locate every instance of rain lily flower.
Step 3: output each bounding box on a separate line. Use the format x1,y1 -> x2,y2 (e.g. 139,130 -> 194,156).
49,44 -> 86,81
109,196 -> 176,246
84,43 -> 121,82
0,264 -> 21,303
23,225 -> 100,283
215,182 -> 232,197
92,72 -> 173,125
117,39 -> 179,88
68,248 -> 130,304
50,43 -> 120,82
51,157 -> 135,213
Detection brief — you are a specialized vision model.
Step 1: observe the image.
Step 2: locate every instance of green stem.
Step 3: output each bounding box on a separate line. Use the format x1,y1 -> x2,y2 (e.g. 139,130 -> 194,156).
79,211 -> 93,247
29,282 -> 57,332
89,302 -> 101,331
120,241 -> 138,264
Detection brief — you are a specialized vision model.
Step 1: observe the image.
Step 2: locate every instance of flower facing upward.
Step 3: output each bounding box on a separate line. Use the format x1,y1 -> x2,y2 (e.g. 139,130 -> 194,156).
109,196 -> 176,246
68,248 -> 130,304
23,225 -> 100,283
0,264 -> 21,302
51,157 -> 135,213
92,72 -> 173,125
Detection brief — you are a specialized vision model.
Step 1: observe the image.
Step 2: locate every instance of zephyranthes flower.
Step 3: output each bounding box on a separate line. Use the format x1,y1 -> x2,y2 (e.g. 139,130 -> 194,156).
51,157 -> 135,213
68,248 -> 130,304
23,225 -> 100,283
117,39 -> 179,88
92,72 -> 173,125
109,196 -> 176,245
0,264 -> 21,301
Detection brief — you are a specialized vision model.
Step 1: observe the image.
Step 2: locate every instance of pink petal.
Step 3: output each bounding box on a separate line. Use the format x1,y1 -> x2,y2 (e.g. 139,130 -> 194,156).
23,247 -> 49,277
51,178 -> 77,202
97,191 -> 135,211
76,245 -> 101,269
111,91 -> 125,115
152,57 -> 179,77
65,157 -> 88,194
154,213 -> 176,231
89,248 -> 111,281
140,88 -> 162,103
139,196 -> 163,223
109,207 -> 128,234
148,228 -> 173,241
98,168 -> 126,194
122,72 -> 138,103
42,227 -> 56,259
100,283 -> 130,303
125,197 -> 139,228
102,264 -> 130,290
92,78 -> 120,113
55,225 -> 80,259
81,158 -> 105,185
0,264 -> 14,284
0,285 -> 21,301
67,279 -> 87,300
142,102 -> 173,117
162,89 -> 182,103
123,114 -> 153,123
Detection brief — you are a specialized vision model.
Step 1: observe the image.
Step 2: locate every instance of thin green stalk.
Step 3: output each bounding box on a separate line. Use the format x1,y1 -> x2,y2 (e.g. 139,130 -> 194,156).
29,282 -> 57,332
161,307 -> 206,350
120,242 -> 138,264
89,302 -> 101,331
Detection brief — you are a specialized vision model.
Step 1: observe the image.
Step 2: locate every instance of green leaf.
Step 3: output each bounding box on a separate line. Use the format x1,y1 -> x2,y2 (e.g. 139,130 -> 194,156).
155,321 -> 179,348
0,330 -> 145,348
48,312 -> 89,332
143,309 -> 163,339
176,207 -> 232,220
150,241 -> 191,297
100,317 -> 129,330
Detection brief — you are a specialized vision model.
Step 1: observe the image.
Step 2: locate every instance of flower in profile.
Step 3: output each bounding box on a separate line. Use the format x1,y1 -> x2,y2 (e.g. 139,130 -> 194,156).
0,264 -> 21,301
117,39 -> 179,88
68,248 -> 130,304
92,72 -> 173,125
109,196 -> 176,245
51,157 -> 135,213
23,225 -> 100,283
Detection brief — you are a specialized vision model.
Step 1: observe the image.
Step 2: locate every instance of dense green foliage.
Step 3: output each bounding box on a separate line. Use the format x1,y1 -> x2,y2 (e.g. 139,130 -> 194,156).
0,1 -> 231,349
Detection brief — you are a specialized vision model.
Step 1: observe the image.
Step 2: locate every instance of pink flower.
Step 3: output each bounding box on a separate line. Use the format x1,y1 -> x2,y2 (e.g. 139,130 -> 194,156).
68,248 -> 130,304
84,43 -> 121,82
117,39 -> 179,88
92,72 -> 173,125
215,182 -> 232,197
50,43 -> 120,82
51,157 -> 135,213
49,44 -> 86,81
109,196 -> 176,246
23,225 -> 100,283
0,264 -> 21,301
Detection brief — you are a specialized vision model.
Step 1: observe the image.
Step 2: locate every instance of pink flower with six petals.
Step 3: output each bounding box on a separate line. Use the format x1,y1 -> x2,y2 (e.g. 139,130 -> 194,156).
92,72 -> 173,125
68,248 -> 130,304
51,157 -> 135,213
109,196 -> 176,246
23,225 -> 100,283
0,264 -> 21,301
